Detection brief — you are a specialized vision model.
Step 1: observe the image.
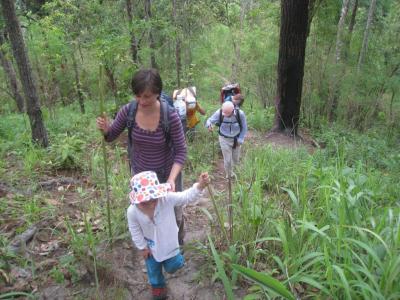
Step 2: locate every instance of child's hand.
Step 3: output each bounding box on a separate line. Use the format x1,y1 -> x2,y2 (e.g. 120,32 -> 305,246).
140,248 -> 151,259
198,172 -> 210,190
207,125 -> 213,132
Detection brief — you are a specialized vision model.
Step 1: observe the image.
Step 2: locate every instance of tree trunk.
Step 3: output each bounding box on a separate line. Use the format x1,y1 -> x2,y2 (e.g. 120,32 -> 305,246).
273,0 -> 309,135
144,0 -> 157,69
344,0 -> 358,60
0,32 -> 24,112
172,0 -> 181,87
71,46 -> 85,114
126,0 -> 140,65
1,0 -> 48,147
357,0 -> 376,72
104,65 -> 118,101
335,0 -> 351,64
329,0 -> 351,122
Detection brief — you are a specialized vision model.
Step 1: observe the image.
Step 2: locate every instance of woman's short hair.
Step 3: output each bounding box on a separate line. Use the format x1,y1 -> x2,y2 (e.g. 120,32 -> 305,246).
131,68 -> 163,96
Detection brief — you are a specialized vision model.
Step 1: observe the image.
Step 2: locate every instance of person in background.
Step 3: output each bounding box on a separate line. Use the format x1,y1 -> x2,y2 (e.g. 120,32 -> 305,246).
185,94 -> 206,141
206,101 -> 247,179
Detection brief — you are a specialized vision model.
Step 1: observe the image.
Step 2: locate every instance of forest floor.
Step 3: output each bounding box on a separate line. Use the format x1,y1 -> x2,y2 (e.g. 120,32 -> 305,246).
1,130 -> 314,299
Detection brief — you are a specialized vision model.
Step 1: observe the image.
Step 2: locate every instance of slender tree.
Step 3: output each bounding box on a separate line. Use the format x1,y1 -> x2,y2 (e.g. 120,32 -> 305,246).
71,44 -> 85,114
357,0 -> 377,72
273,0 -> 309,135
329,0 -> 351,122
172,0 -> 182,87
343,0 -> 359,60
144,0 -> 157,69
1,0 -> 48,147
0,30 -> 24,112
335,0 -> 351,64
126,0 -> 140,65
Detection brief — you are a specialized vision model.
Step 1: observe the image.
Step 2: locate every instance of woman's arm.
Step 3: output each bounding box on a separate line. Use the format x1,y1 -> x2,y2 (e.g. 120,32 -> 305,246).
197,103 -> 206,115
167,162 -> 183,192
98,104 -> 130,142
167,111 -> 187,191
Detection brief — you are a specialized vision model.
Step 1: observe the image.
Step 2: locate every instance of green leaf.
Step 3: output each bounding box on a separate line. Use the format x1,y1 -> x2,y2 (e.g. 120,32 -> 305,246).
208,235 -> 234,300
232,264 -> 295,300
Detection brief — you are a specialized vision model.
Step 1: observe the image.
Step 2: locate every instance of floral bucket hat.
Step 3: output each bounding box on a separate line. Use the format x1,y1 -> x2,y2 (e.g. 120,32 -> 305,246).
129,171 -> 171,204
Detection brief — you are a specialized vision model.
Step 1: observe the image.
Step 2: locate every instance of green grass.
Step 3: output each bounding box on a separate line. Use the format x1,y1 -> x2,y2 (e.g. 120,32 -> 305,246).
200,128 -> 400,299
1,99 -> 399,299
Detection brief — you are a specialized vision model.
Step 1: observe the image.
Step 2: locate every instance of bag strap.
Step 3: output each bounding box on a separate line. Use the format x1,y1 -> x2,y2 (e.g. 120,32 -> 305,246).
127,99 -> 138,172
188,86 -> 196,98
160,99 -> 172,147
235,108 -> 242,132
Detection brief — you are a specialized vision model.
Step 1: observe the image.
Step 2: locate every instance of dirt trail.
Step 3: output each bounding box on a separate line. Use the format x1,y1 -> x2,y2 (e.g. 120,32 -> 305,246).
97,158 -> 246,300
2,130 -> 314,299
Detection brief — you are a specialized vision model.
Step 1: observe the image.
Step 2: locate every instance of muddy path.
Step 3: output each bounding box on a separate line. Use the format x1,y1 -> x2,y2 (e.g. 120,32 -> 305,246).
1,153 -> 245,300
1,130 -> 313,299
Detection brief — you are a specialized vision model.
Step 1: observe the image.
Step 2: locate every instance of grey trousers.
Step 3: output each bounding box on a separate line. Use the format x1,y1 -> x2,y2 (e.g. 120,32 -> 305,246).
219,136 -> 241,177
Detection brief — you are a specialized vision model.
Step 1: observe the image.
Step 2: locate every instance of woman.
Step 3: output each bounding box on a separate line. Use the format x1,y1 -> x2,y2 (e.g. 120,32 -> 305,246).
96,68 -> 187,244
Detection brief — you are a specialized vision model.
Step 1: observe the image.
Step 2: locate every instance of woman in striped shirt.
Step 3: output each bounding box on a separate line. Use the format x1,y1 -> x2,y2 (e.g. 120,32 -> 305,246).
96,68 -> 187,244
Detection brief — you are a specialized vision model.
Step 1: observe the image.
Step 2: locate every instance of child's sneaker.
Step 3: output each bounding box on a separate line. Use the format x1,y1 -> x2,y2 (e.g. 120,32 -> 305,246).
152,287 -> 168,300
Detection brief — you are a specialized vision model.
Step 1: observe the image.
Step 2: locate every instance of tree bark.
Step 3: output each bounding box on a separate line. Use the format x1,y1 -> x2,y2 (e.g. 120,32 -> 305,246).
144,0 -> 157,69
273,0 -> 309,135
126,0 -> 140,65
357,0 -> 376,72
329,0 -> 351,122
71,46 -> 85,114
1,0 -> 48,147
335,0 -> 351,64
0,32 -> 24,112
344,0 -> 358,60
104,65 -> 118,101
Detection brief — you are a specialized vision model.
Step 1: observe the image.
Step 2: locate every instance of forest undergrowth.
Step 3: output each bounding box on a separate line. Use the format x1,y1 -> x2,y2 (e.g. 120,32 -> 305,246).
0,100 -> 399,299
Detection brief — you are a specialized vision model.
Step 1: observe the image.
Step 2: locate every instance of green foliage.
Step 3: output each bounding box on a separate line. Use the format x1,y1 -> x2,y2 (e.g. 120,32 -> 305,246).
47,133 -> 85,170
204,125 -> 400,299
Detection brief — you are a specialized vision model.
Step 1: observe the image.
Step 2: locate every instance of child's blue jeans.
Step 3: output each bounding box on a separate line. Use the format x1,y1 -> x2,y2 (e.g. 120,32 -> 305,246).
145,253 -> 184,288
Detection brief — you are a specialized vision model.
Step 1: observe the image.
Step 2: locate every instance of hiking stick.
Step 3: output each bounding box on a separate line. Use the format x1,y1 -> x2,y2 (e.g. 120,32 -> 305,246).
228,177 -> 233,242
207,184 -> 230,244
99,65 -> 113,243
212,130 -> 215,163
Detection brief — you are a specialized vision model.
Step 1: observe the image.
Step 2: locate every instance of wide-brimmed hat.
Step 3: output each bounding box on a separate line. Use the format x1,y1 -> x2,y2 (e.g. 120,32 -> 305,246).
129,171 -> 170,204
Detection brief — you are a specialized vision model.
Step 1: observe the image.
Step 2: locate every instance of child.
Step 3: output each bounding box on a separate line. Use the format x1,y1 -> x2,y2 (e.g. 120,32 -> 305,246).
127,171 -> 210,300
206,101 -> 247,179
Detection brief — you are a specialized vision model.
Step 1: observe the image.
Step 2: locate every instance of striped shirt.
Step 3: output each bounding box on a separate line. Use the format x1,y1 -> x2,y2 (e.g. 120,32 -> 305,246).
105,103 -> 187,176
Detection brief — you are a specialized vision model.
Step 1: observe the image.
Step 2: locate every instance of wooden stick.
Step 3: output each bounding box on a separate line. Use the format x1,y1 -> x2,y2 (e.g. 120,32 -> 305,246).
207,184 -> 230,245
99,65 -> 112,243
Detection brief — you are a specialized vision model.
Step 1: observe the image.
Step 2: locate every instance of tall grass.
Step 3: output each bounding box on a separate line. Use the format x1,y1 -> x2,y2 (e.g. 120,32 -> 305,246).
205,130 -> 400,299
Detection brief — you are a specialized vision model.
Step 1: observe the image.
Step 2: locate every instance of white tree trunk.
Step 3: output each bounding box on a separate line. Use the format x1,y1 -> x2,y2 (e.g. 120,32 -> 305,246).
335,0 -> 351,64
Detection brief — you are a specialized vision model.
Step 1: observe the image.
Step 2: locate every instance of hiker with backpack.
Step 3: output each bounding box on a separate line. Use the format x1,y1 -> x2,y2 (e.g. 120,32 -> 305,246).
96,68 -> 187,245
173,87 -> 206,140
206,101 -> 248,179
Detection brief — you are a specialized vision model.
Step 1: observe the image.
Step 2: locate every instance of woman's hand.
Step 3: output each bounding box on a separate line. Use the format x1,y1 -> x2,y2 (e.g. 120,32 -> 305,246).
198,172 -> 210,190
140,248 -> 151,259
96,113 -> 110,135
166,178 -> 175,192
